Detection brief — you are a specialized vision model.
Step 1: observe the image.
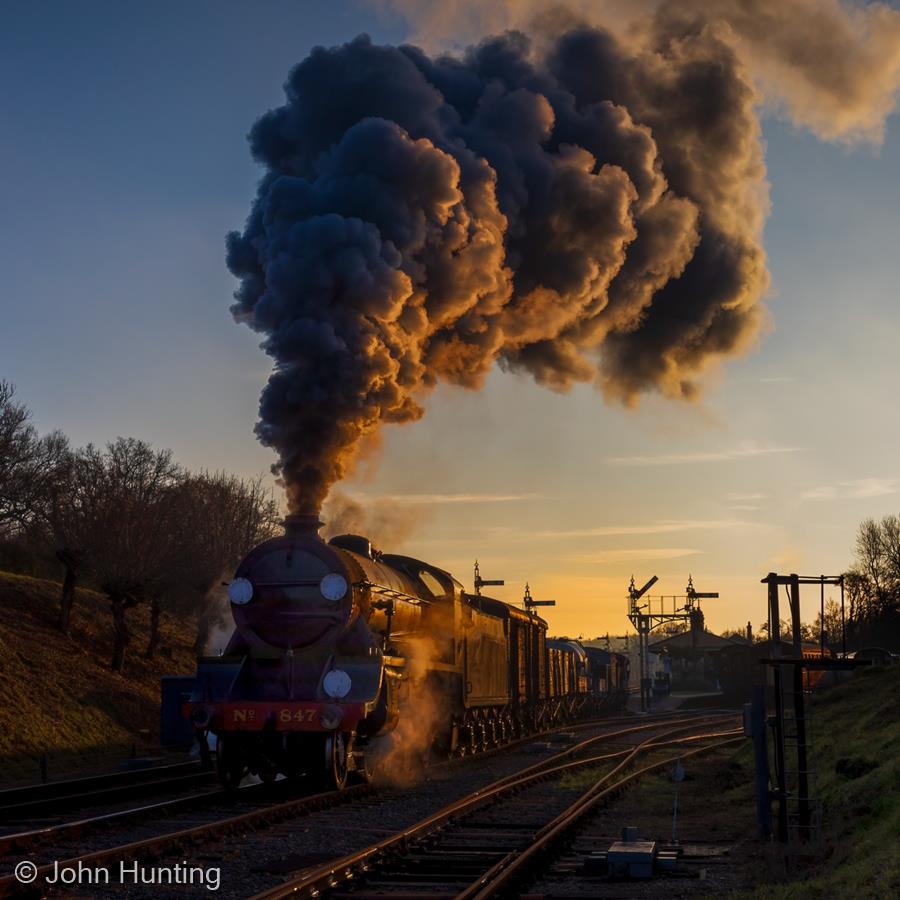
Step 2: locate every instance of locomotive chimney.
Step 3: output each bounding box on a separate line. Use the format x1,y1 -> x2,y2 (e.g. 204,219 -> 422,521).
283,512 -> 324,539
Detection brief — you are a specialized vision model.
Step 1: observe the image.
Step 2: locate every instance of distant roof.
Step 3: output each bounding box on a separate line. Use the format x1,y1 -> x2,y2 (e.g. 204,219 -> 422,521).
649,629 -> 735,652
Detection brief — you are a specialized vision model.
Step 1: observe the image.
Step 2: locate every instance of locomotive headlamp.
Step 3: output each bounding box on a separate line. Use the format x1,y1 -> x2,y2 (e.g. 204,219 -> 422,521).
320,573 -> 348,602
323,669 -> 352,699
227,577 -> 253,605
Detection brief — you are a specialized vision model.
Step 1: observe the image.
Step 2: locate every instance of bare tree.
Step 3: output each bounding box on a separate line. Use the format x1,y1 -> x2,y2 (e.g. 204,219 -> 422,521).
31,443 -> 97,633
1,385 -> 286,667
0,381 -> 68,540
856,518 -> 888,619
811,598 -> 844,647
135,471 -> 280,660
177,472 -> 280,659
0,382 -> 83,628
78,439 -> 184,671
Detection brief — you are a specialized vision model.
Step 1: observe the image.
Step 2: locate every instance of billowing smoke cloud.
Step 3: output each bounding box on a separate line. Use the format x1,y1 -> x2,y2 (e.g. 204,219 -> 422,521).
384,0 -> 900,141
227,1 -> 898,512
322,489 -> 426,549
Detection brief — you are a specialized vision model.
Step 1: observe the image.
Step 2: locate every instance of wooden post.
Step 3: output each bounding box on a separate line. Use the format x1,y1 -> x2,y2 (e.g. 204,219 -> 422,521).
820,576 -> 825,654
789,574 -> 802,658
840,575 -> 846,657
767,574 -> 788,843
790,575 -> 810,839
751,684 -> 772,839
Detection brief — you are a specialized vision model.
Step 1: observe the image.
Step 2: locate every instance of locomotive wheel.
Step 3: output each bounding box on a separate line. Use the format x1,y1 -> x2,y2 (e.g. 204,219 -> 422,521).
216,736 -> 247,790
322,731 -> 350,791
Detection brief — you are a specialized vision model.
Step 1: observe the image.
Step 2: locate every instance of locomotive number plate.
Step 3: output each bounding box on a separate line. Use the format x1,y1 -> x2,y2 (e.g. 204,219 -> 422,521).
277,708 -> 319,725
224,705 -> 318,728
213,701 -> 365,731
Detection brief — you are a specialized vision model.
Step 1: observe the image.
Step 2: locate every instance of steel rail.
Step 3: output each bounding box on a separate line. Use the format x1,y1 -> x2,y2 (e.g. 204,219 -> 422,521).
0,759 -> 201,807
0,782 -> 265,857
459,712 -> 739,799
0,711 -> 693,861
461,734 -> 745,899
0,769 -> 216,821
0,711 -> 731,896
249,714 -> 740,899
0,712 -> 734,897
0,784 -> 373,898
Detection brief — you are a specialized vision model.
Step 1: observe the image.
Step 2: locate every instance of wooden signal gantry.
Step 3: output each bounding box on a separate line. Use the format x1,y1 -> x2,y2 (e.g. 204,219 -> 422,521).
627,575 -> 719,712
523,582 -> 556,615
473,560 -> 504,596
755,572 -> 864,845
472,563 -> 556,618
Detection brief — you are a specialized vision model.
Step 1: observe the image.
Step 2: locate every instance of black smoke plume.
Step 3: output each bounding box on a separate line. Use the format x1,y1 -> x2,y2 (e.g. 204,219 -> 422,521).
227,17 -> 771,512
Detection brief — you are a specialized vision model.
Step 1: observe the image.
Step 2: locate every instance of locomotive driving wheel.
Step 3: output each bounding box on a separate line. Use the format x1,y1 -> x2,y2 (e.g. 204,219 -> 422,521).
322,731 -> 350,790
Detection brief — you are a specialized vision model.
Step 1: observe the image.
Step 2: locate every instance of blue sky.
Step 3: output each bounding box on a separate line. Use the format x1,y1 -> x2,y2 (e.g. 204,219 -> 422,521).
3,1 -> 900,634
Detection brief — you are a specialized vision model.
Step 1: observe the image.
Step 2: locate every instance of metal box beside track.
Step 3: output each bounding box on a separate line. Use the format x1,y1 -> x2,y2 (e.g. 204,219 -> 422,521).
160,675 -> 196,748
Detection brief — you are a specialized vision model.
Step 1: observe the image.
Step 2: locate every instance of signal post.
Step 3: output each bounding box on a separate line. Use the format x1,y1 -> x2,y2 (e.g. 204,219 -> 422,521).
627,575 -> 719,712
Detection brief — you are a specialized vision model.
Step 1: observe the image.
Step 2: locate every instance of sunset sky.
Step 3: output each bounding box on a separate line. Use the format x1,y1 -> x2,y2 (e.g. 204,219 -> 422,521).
4,1 -> 900,636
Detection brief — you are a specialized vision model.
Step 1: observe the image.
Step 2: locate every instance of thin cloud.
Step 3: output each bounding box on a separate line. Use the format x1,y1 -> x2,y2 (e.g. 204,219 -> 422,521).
351,491 -> 541,505
524,519 -> 755,539
571,548 -> 703,564
726,492 -> 766,502
730,504 -> 760,512
606,444 -> 801,467
801,478 -> 900,501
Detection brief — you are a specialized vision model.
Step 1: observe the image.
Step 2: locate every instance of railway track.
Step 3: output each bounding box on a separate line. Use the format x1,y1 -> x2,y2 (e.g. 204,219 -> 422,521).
0,760 -> 203,813
0,707 -> 720,860
0,710 -> 739,897
0,762 -> 214,826
249,714 -> 743,899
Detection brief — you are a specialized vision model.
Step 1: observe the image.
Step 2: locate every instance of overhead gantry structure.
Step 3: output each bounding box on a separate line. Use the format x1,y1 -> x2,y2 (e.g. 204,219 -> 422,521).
627,575 -> 719,711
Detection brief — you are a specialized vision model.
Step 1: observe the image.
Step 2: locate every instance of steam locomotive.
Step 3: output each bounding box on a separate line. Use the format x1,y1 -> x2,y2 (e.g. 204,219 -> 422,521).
188,514 -> 629,789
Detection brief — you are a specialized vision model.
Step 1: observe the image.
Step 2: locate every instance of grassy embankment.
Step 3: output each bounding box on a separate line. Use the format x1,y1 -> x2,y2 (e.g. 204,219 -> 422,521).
0,570 -> 197,785
737,663 -> 900,898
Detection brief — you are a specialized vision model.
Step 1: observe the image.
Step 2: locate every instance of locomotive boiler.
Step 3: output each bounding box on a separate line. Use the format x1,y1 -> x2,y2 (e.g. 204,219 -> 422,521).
187,513 -> 627,789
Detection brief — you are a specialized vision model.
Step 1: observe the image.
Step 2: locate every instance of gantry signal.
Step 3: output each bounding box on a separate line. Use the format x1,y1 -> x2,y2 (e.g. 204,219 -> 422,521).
627,574 -> 720,712
629,574 -> 659,608
474,560 -> 505,596
523,582 -> 556,615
